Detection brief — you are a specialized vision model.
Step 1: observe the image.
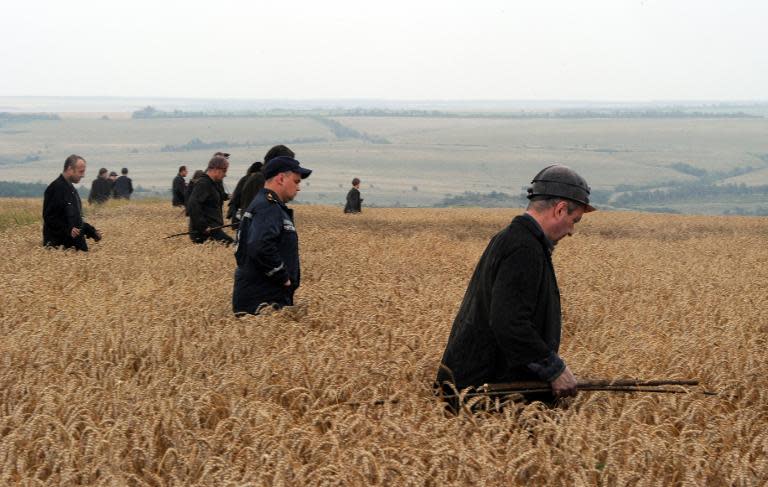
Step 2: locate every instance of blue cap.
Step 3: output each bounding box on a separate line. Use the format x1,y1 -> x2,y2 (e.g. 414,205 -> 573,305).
263,156 -> 312,180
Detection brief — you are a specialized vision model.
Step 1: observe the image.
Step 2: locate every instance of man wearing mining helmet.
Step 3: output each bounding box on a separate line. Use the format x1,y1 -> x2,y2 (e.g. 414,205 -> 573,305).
435,164 -> 595,410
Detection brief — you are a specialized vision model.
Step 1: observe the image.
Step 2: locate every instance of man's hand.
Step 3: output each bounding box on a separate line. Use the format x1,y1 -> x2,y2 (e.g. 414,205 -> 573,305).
551,366 -> 578,398
70,227 -> 81,238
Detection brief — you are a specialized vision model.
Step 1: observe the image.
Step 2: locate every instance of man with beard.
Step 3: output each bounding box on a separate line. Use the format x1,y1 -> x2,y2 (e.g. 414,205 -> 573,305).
186,155 -> 233,244
232,156 -> 312,315
435,164 -> 595,412
43,154 -> 102,251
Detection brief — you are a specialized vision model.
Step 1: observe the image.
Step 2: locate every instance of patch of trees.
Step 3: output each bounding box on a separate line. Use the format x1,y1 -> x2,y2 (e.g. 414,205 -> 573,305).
0,112 -> 60,127
666,163 -> 761,183
723,206 -> 768,216
437,191 -> 527,208
311,117 -> 390,144
161,136 -> 326,152
0,180 -> 49,197
612,182 -> 768,206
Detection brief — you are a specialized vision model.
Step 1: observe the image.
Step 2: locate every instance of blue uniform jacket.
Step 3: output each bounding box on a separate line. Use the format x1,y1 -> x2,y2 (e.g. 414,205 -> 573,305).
232,188 -> 300,313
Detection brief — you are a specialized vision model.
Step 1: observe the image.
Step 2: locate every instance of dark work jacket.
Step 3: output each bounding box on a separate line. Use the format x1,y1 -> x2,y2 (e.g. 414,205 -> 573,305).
238,172 -> 265,217
113,175 -> 133,199
232,188 -> 300,313
436,214 -> 563,393
227,174 -> 249,220
228,172 -> 265,221
187,174 -> 227,242
172,175 -> 187,206
344,187 -> 362,213
42,175 -> 97,251
88,177 -> 112,204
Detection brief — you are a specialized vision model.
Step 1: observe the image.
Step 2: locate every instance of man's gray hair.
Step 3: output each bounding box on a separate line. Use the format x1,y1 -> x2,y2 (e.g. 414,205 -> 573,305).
527,196 -> 581,214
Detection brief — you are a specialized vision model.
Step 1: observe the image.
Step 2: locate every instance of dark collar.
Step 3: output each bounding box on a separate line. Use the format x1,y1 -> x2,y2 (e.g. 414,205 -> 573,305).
59,174 -> 75,190
517,213 -> 555,254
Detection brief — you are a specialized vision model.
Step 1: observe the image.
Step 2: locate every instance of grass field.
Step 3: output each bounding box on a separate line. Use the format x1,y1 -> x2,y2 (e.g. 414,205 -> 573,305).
2,115 -> 768,211
1,199 -> 766,485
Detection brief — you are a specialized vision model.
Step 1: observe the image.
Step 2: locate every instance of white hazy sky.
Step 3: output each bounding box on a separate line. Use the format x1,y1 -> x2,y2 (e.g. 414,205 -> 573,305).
2,0 -> 767,101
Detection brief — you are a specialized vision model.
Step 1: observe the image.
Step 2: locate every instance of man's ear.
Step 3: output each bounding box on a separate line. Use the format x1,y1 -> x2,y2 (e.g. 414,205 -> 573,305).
554,200 -> 569,218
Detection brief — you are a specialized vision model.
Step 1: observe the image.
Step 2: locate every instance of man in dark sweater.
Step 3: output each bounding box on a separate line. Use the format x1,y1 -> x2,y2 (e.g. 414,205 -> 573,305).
172,165 -> 188,207
43,154 -> 102,251
186,155 -> 233,245
88,168 -> 112,204
228,145 -> 294,224
113,167 -> 133,199
435,164 -> 595,410
344,177 -> 362,213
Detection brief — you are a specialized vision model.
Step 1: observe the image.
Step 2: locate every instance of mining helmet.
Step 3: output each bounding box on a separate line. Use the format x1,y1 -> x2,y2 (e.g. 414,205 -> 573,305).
527,164 -> 596,212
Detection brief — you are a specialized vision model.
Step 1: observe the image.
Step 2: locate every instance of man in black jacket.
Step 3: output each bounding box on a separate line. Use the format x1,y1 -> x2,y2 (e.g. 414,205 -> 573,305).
113,167 -> 133,199
88,168 -> 112,204
172,165 -> 188,207
43,154 -> 102,251
186,155 -> 233,244
435,164 -> 595,410
232,156 -> 312,315
228,145 -> 294,224
344,177 -> 363,213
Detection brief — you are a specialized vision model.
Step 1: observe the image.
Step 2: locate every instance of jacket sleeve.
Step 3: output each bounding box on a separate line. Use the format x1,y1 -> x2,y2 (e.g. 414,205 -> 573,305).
489,246 -> 561,377
245,207 -> 289,284
351,189 -> 361,211
186,183 -> 208,230
241,174 -> 265,211
172,177 -> 182,198
227,176 -> 247,219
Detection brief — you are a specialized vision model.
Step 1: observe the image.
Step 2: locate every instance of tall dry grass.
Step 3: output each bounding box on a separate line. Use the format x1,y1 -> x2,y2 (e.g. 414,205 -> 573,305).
1,200 -> 766,485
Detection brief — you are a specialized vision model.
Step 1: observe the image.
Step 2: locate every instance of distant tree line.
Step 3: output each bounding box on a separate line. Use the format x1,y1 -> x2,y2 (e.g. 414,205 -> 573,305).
0,154 -> 42,166
612,182 -> 768,207
131,105 -> 762,120
0,112 -> 60,127
0,181 -> 49,197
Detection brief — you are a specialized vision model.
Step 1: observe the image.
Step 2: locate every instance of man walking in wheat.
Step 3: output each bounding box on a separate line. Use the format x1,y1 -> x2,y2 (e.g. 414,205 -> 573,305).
436,164 -> 595,411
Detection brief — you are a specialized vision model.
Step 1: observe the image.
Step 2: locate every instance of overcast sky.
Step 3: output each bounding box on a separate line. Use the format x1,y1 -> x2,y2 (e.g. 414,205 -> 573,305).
2,0 -> 766,101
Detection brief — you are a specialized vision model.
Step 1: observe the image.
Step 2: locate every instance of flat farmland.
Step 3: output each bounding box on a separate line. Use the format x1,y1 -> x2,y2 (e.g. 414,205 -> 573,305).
1,116 -> 768,210
1,199 -> 767,485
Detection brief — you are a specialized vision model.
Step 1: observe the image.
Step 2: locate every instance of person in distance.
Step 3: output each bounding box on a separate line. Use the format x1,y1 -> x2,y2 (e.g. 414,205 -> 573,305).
344,177 -> 363,213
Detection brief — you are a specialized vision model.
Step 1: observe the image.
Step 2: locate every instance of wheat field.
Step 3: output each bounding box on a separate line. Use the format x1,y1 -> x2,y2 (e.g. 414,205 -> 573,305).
1,198 -> 766,486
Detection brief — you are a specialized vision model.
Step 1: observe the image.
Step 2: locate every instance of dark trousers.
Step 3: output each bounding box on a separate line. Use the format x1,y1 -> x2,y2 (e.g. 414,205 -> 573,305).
191,229 -> 234,245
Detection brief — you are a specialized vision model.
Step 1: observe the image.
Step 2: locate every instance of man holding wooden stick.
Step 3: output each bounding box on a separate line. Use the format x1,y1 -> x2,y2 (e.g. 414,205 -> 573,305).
436,164 -> 595,409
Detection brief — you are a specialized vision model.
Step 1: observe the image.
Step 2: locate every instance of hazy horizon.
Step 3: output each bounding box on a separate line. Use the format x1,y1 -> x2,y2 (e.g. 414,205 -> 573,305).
2,95 -> 767,115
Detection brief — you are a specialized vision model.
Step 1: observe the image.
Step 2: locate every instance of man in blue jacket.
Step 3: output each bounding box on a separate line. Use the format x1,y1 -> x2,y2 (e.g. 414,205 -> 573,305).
232,156 -> 312,315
